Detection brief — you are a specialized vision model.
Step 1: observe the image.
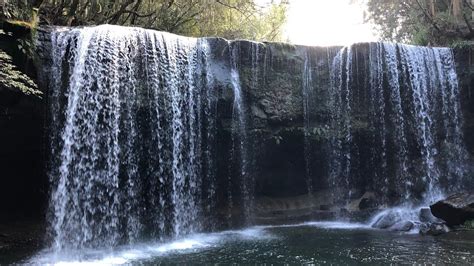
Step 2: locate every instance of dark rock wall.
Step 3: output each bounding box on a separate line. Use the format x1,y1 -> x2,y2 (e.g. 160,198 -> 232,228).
210,40 -> 474,202
455,48 -> 474,155
0,85 -> 45,218
0,25 -> 46,219
454,47 -> 474,188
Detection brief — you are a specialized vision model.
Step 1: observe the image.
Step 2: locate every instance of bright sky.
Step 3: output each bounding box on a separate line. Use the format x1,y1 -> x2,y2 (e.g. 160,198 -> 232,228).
283,0 -> 378,46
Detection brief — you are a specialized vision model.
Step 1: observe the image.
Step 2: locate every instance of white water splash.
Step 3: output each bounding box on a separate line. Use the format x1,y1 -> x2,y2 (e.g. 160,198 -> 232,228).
47,25 -> 217,251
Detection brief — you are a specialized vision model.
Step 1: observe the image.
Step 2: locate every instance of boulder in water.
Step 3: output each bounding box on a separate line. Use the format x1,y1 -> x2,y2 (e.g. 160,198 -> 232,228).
320,204 -> 330,211
419,207 -> 442,223
371,211 -> 402,229
390,221 -> 414,232
419,222 -> 450,236
430,193 -> 474,226
359,197 -> 378,210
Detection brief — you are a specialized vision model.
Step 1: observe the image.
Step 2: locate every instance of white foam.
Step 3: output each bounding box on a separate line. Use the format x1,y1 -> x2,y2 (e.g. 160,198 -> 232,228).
255,221 -> 371,230
29,213 -> 432,265
303,221 -> 371,229
368,206 -> 423,226
29,227 -> 271,265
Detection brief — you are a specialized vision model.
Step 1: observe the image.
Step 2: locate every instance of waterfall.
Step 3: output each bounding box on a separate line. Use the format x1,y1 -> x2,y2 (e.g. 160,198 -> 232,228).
329,46 -> 354,203
43,23 -> 470,253
329,43 -> 468,204
382,43 -> 410,200
199,40 -> 219,229
302,50 -> 314,194
227,42 -> 254,225
47,25 -> 218,251
301,47 -> 340,195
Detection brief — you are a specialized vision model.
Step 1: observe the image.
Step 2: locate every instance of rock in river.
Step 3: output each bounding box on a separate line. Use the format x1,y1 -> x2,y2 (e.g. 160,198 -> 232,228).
430,193 -> 474,226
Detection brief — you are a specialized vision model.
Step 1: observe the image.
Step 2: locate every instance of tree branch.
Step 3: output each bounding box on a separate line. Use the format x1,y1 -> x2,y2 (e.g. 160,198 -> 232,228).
414,0 -> 442,32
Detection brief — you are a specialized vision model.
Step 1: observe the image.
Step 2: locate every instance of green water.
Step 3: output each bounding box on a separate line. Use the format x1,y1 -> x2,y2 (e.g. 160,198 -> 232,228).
27,222 -> 474,264
143,227 -> 473,264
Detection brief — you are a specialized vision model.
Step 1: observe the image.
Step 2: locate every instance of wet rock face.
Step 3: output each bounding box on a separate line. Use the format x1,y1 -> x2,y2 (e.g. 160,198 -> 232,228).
359,197 -> 378,210
454,48 -> 474,159
0,22 -> 46,218
235,40 -> 474,204
430,193 -> 474,226
419,208 -> 442,223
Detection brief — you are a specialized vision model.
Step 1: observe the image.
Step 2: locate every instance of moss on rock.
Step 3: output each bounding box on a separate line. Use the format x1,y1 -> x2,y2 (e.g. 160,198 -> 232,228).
3,19 -> 35,36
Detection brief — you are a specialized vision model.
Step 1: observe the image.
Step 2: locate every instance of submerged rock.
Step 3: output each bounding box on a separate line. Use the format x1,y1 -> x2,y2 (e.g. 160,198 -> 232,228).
390,221 -> 414,232
370,207 -> 451,235
430,193 -> 474,226
371,211 -> 402,229
419,223 -> 450,236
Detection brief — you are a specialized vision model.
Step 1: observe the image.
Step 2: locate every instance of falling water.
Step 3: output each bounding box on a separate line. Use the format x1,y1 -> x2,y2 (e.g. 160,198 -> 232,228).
301,47 -> 340,196
329,43 -> 468,204
227,42 -> 253,225
47,25 -> 218,251
198,40 -> 219,229
329,46 -> 354,203
44,24 -> 469,255
382,43 -> 410,200
302,50 -> 314,194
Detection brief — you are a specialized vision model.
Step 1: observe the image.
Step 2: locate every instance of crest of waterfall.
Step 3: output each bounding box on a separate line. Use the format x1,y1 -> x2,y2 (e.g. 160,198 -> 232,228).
47,25 -> 218,251
329,43 -> 469,204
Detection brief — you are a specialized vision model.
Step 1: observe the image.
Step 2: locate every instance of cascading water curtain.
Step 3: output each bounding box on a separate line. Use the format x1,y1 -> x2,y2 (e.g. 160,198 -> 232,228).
330,43 -> 469,205
47,25 -> 217,251
302,50 -> 314,194
301,47 -> 340,195
226,41 -> 254,225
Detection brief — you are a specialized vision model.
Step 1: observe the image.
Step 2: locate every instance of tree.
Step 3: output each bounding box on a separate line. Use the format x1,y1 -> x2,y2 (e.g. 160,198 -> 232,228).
30,0 -> 288,42
364,0 -> 474,46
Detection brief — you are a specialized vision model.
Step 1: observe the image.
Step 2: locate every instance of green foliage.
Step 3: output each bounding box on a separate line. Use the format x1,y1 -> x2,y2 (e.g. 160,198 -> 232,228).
0,49 -> 42,97
32,0 -> 288,41
411,23 -> 430,46
449,39 -> 474,48
365,0 -> 413,43
311,126 -> 329,139
365,0 -> 474,46
2,0 -> 35,21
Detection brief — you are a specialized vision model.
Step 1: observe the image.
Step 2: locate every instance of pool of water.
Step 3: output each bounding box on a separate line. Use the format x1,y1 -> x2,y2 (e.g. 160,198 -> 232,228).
21,222 -> 474,264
